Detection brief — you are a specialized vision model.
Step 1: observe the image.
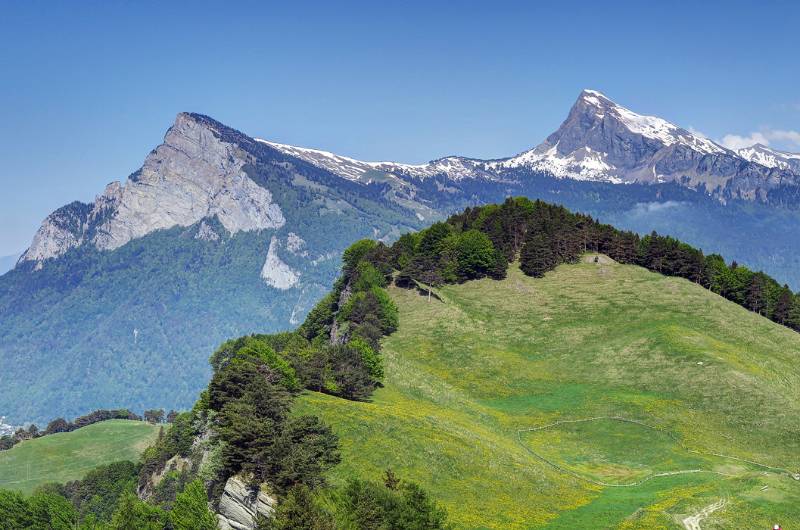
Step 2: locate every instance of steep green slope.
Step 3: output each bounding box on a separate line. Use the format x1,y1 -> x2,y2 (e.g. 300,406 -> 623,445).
0,420 -> 160,495
297,259 -> 800,529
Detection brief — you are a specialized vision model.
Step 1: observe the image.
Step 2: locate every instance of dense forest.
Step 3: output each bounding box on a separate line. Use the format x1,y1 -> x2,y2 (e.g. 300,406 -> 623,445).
2,197 -> 798,528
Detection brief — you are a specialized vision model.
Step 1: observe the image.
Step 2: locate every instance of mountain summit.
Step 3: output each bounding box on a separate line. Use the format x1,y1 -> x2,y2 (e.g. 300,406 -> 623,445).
19,113 -> 285,268
497,89 -> 728,182
262,89 -> 800,204
4,92 -> 800,424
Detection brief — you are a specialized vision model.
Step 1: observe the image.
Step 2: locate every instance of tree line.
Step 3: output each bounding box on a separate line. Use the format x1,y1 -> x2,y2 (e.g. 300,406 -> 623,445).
0,409 -> 162,452
389,197 -> 800,331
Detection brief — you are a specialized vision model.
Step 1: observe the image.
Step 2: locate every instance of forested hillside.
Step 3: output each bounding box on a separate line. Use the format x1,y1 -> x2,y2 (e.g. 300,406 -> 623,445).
2,198 -> 799,529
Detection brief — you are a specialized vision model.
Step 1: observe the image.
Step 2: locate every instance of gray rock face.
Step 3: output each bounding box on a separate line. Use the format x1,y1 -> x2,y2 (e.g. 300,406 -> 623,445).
738,144 -> 800,173
260,236 -> 300,289
494,90 -> 800,201
264,89 -> 800,204
18,202 -> 92,265
19,90 -> 800,272
20,113 -> 285,267
217,475 -> 276,530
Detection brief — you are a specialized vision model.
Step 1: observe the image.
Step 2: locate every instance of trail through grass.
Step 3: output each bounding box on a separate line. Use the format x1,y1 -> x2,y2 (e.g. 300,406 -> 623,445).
297,259 -> 800,528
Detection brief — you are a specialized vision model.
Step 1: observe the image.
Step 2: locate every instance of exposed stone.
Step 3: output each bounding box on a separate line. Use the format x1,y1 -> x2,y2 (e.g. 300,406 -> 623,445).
285,232 -> 307,255
20,113 -> 285,267
260,236 -> 299,289
195,220 -> 220,241
216,475 -> 276,530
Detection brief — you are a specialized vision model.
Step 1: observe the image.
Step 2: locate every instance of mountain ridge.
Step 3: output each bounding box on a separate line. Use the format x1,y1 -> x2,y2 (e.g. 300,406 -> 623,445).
5,94 -> 800,424
15,90 -> 800,272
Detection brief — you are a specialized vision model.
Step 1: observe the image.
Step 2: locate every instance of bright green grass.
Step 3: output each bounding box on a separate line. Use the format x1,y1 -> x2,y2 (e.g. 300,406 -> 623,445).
296,259 -> 800,529
0,420 -> 160,494
520,418 -> 708,484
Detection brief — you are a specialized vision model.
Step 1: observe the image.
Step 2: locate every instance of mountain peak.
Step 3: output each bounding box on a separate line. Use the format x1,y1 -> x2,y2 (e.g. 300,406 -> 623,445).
737,143 -> 800,170
578,89 -> 614,106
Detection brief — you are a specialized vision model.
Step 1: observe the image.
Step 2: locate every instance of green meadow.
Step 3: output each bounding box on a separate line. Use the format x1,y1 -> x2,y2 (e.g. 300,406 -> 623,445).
0,420 -> 160,495
297,258 -> 800,529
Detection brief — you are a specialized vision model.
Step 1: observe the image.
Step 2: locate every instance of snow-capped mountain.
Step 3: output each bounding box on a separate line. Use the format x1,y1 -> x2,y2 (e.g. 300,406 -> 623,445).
256,140 -> 497,182
737,144 -> 800,172
263,89 -> 800,203
6,91 -> 800,424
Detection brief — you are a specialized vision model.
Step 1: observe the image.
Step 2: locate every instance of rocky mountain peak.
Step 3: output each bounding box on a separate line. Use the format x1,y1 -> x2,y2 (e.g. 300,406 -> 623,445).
18,112 -> 286,268
737,143 -> 800,171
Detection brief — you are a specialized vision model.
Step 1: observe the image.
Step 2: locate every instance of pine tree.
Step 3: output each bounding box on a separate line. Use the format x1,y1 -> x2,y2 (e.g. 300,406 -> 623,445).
746,274 -> 767,315
520,233 -> 555,278
773,286 -> 794,325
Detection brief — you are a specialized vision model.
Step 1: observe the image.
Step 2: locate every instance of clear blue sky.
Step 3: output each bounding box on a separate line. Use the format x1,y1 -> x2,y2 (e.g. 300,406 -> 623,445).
1,0 -> 799,256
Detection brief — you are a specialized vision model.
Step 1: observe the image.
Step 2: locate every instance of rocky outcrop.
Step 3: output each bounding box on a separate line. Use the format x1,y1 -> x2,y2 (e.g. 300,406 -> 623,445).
18,202 -> 92,266
495,90 -> 800,201
263,89 -> 800,206
195,220 -> 221,241
216,475 -> 276,530
20,113 -> 285,268
260,236 -> 300,289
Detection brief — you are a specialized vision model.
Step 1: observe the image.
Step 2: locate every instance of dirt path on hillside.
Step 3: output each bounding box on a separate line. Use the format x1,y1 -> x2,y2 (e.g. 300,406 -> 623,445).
681,498 -> 726,530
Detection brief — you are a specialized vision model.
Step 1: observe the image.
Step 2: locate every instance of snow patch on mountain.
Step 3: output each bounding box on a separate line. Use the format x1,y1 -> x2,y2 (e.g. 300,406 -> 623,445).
582,90 -> 725,154
737,144 -> 800,170
257,139 -> 495,182
497,145 -> 622,183
261,236 -> 299,290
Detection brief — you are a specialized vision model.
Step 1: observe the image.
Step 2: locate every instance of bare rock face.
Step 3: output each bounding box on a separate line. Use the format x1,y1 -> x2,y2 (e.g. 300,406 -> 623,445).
18,202 -> 92,265
216,475 -> 276,530
20,112 -> 285,267
260,236 -> 300,289
496,90 -> 800,200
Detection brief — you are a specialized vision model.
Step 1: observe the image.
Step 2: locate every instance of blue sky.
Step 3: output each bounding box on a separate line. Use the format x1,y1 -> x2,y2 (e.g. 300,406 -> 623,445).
1,0 -> 798,255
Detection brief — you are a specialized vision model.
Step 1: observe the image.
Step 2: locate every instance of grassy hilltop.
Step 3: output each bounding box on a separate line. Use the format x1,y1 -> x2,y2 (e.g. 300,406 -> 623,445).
297,258 -> 800,529
0,420 -> 160,495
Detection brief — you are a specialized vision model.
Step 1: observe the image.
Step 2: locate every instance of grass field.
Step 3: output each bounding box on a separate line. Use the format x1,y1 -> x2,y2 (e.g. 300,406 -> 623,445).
0,420 -> 160,494
297,258 -> 800,529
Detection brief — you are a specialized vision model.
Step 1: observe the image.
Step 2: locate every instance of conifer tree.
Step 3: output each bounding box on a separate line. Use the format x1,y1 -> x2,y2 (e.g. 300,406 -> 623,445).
520,233 -> 554,278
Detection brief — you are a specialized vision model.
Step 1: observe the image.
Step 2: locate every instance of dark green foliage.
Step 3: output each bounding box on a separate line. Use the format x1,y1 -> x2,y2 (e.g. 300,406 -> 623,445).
72,409 -> 142,429
342,239 -> 379,277
262,475 -> 448,530
453,229 -> 506,281
389,198 -> 800,333
209,357 -> 339,494
325,344 -> 381,400
58,460 -> 138,523
43,418 -> 70,435
261,484 -> 336,530
138,411 -> 198,493
520,233 -> 555,278
169,479 -> 218,530
26,491 -> 78,529
349,337 -> 384,383
144,409 -> 165,424
210,336 -> 300,391
299,292 -> 337,342
108,492 -> 167,529
0,489 -> 32,529
269,416 -> 341,492
339,287 -> 399,344
337,477 -> 449,529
